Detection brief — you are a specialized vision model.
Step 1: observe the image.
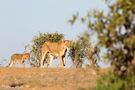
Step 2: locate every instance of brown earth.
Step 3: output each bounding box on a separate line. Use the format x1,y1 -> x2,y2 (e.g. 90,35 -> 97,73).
0,67 -> 108,90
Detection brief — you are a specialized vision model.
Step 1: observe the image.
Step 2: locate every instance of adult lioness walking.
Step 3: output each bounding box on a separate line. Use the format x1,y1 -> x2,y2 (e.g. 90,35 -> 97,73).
8,53 -> 30,67
40,40 -> 71,68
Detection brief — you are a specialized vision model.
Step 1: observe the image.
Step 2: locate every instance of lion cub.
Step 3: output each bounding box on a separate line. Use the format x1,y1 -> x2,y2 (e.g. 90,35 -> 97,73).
8,53 -> 30,67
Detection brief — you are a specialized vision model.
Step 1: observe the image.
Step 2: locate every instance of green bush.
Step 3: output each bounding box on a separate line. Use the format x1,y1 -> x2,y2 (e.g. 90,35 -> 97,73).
30,32 -> 64,67
70,0 -> 135,75
69,31 -> 99,68
96,71 -> 135,90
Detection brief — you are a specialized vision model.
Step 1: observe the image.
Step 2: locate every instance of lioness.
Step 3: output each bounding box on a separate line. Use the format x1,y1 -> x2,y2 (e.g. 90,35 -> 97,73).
8,53 -> 30,67
40,40 -> 71,68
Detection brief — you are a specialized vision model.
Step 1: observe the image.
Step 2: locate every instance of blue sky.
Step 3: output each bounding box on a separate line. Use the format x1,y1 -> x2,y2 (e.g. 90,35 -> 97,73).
0,0 -> 108,66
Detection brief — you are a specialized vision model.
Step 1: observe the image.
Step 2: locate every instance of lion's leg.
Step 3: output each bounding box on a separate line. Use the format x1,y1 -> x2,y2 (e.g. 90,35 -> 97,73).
40,52 -> 47,68
61,49 -> 67,67
58,55 -> 64,68
62,51 -> 67,66
62,56 -> 66,66
8,60 -> 14,67
12,60 -> 16,67
21,59 -> 25,67
40,54 -> 45,68
49,55 -> 54,67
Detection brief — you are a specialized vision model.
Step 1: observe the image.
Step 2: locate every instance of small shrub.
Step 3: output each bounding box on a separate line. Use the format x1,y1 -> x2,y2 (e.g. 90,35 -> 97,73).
69,31 -> 100,68
96,71 -> 135,90
30,32 -> 64,67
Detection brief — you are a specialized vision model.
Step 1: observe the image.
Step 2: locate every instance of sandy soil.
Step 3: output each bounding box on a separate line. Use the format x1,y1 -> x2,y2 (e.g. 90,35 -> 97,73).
0,67 -> 107,90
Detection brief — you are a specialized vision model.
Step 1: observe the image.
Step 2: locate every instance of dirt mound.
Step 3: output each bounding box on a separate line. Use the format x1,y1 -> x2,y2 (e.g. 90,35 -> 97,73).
0,68 -> 107,90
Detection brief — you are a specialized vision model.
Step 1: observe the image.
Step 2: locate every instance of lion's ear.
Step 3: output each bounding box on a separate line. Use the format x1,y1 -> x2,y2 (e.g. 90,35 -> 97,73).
63,40 -> 66,43
64,41 -> 66,43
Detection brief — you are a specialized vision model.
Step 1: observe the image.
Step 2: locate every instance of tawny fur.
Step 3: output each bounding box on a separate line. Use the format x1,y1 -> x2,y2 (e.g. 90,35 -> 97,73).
40,40 -> 71,68
8,53 -> 30,67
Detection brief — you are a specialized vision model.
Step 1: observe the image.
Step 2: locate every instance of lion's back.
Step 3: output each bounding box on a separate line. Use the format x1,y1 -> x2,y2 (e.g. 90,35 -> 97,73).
42,41 -> 63,53
11,54 -> 23,60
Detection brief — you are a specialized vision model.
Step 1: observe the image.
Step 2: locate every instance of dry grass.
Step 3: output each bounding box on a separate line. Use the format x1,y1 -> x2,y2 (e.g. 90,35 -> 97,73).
0,67 -> 108,90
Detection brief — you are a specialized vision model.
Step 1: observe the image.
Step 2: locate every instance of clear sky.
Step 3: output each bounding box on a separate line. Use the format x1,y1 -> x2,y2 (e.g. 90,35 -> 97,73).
0,0 -> 108,66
